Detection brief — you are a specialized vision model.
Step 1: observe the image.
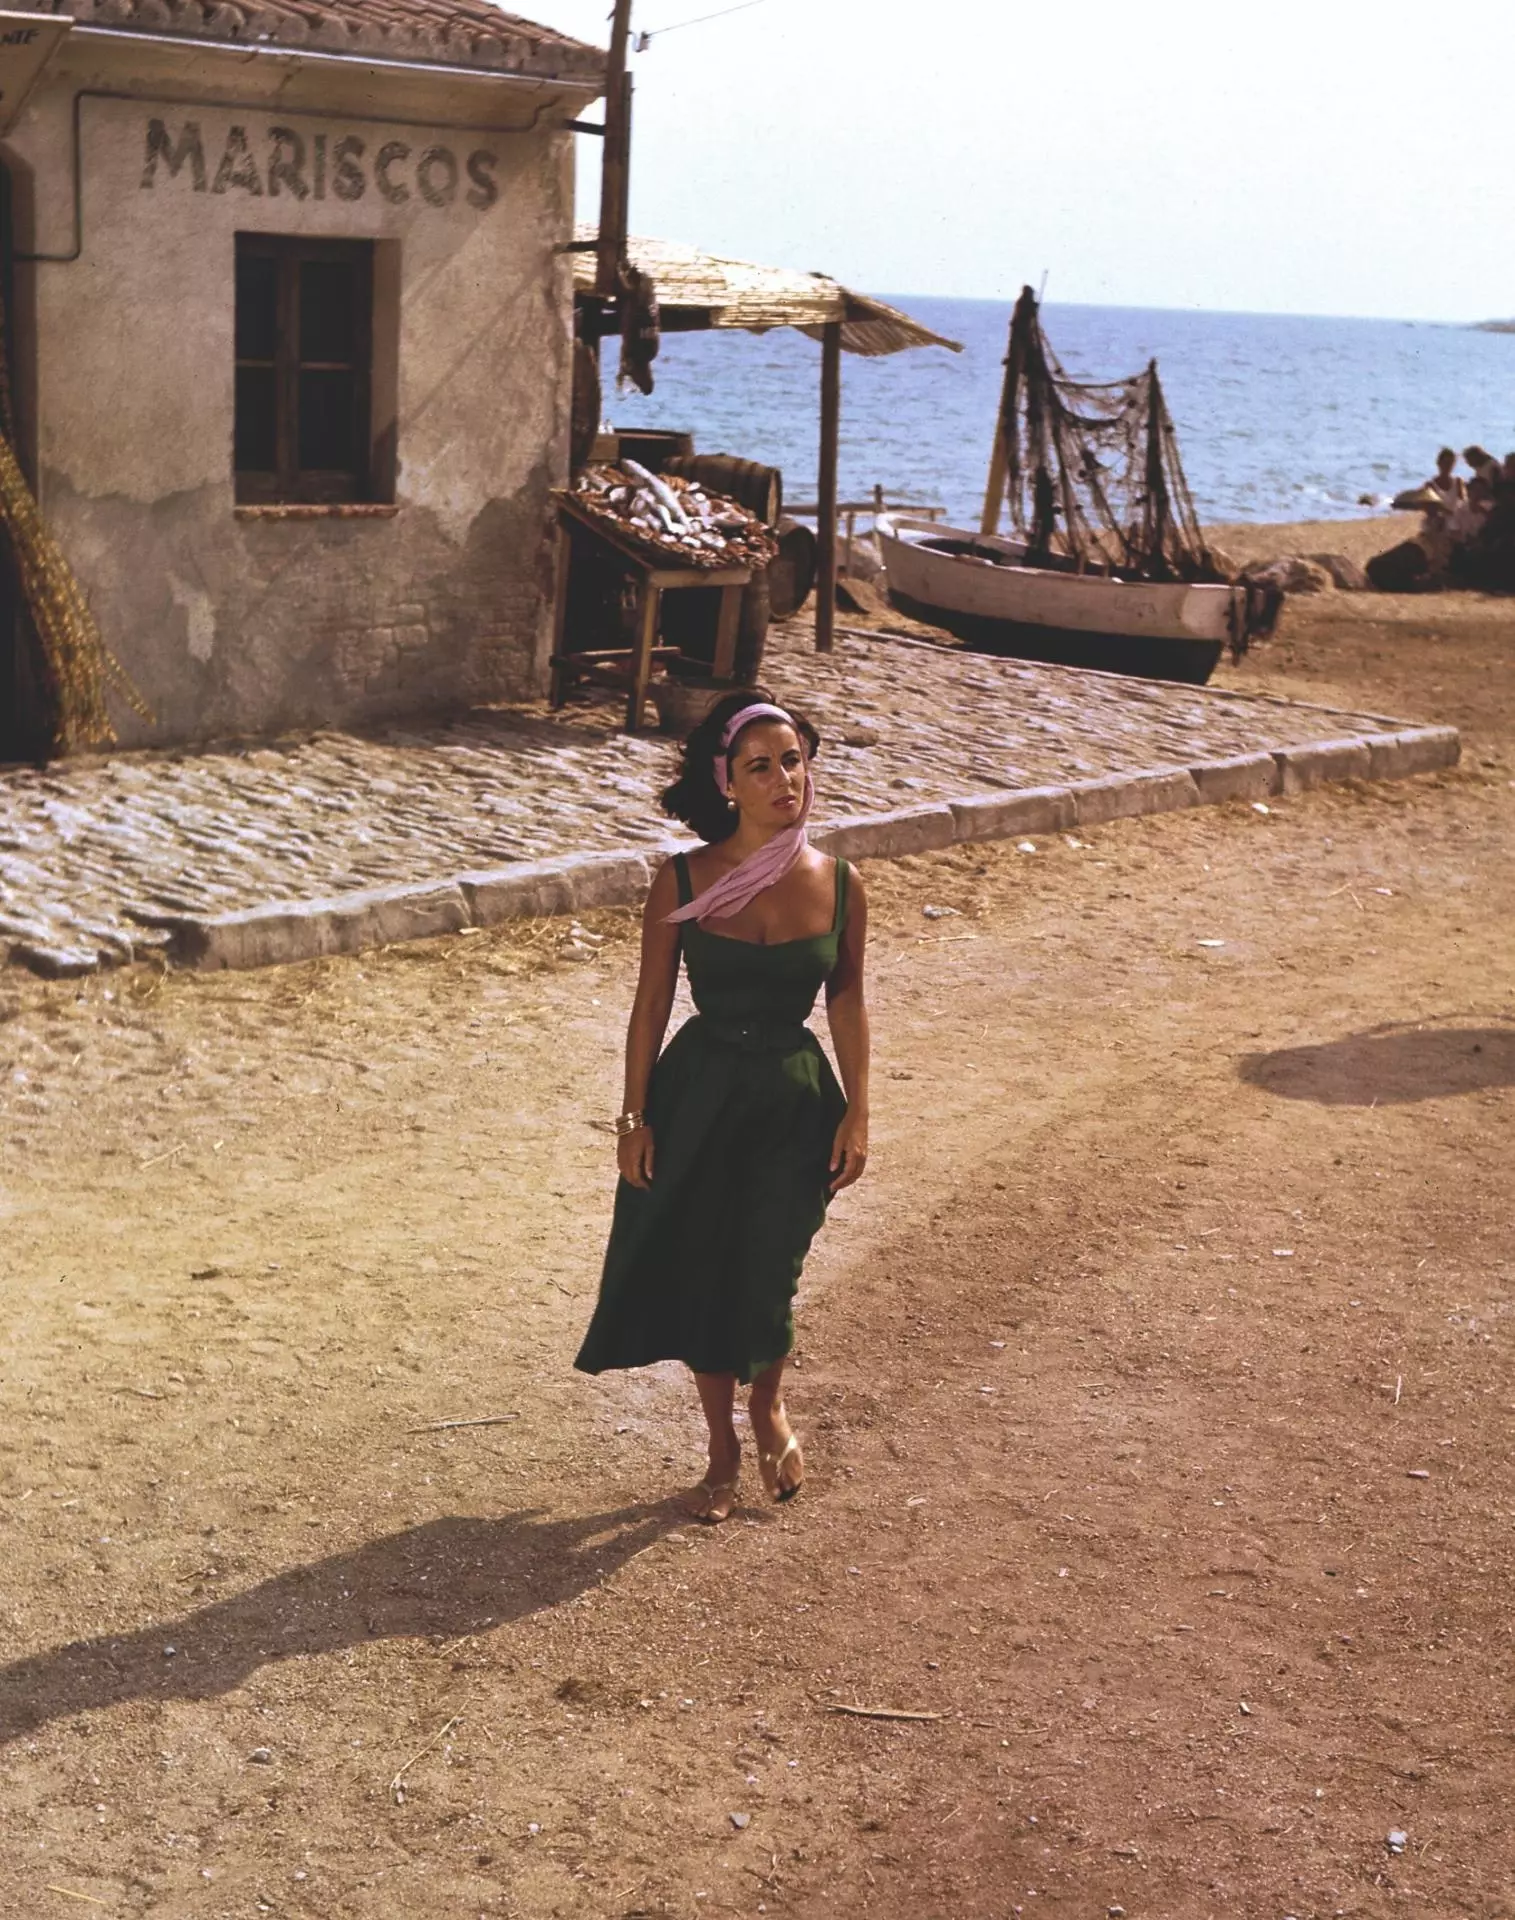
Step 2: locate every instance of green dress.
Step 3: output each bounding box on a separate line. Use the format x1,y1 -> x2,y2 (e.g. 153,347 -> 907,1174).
574,853 -> 851,1385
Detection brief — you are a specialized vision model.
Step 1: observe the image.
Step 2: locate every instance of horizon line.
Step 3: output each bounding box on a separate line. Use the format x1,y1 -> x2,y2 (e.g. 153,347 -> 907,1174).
869,293 -> 1504,330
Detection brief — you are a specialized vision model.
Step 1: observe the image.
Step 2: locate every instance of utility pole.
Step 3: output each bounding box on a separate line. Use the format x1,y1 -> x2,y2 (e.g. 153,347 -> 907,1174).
814,321 -> 842,653
595,0 -> 634,300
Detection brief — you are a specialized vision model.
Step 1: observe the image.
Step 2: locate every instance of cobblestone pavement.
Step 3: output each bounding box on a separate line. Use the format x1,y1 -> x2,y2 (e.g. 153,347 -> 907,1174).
0,623 -> 1420,974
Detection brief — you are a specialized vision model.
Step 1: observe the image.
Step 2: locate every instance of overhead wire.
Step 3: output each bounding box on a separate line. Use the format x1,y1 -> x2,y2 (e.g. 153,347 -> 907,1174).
633,0 -> 769,49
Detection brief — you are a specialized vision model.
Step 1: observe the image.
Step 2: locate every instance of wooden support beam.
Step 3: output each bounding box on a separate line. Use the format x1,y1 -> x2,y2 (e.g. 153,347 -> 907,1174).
595,0 -> 633,299
712,582 -> 742,680
547,516 -> 573,707
815,319 -> 842,653
626,576 -> 660,732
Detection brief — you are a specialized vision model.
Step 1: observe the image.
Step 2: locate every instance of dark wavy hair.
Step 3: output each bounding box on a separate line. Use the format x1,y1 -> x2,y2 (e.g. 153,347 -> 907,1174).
659,688 -> 821,844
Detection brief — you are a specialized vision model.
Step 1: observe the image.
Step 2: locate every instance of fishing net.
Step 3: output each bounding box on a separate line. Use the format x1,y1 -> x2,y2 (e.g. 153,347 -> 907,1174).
0,280 -> 150,753
989,286 -> 1222,586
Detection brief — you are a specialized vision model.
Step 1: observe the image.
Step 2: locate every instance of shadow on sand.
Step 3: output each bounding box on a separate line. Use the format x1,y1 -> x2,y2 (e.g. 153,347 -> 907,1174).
0,1503 -> 678,1747
1240,1021 -> 1515,1106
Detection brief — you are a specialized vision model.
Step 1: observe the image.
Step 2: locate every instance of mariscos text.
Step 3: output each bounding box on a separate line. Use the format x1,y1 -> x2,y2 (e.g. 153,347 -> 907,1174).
140,118 -> 500,209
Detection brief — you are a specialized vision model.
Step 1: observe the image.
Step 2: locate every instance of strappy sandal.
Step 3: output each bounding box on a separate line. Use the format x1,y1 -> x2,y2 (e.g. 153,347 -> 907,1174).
758,1429 -> 804,1504
685,1475 -> 740,1525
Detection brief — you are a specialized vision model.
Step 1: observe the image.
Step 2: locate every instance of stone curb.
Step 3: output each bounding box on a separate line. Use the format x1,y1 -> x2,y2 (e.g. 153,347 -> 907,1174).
1272,735 -> 1374,794
949,786 -> 1075,840
811,803 -> 957,862
18,720 -> 1461,976
1190,751 -> 1280,805
1365,724 -> 1461,781
1070,767 -> 1200,826
459,849 -> 653,927
150,880 -> 472,972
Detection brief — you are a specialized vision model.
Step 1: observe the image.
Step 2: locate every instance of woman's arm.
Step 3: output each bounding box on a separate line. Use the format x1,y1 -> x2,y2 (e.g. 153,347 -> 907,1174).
824,864 -> 870,1193
617,858 -> 683,1188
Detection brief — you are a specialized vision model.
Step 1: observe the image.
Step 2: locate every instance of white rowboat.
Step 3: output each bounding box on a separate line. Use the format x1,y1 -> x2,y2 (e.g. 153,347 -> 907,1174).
876,513 -> 1244,685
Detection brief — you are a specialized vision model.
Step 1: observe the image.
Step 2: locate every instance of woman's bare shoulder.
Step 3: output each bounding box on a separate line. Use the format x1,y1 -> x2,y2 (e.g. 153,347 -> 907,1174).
811,848 -> 863,890
645,854 -> 683,911
796,845 -> 837,880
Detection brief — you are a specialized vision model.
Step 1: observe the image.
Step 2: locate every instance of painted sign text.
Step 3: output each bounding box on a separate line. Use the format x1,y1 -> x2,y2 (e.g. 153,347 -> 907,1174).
140,119 -> 500,209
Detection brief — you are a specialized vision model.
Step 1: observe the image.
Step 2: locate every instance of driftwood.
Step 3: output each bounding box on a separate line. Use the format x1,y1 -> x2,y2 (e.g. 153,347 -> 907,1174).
825,1703 -> 942,1723
406,1414 -> 520,1434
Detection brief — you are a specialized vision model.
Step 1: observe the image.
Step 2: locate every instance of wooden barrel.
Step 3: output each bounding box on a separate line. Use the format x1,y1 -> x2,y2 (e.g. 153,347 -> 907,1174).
613,427 -> 694,472
655,572 -> 771,687
661,453 -> 782,527
767,516 -> 818,619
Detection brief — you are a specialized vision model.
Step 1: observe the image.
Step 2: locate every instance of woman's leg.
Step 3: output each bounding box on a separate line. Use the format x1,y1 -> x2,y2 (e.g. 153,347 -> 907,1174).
748,1358 -> 803,1499
686,1370 -> 741,1521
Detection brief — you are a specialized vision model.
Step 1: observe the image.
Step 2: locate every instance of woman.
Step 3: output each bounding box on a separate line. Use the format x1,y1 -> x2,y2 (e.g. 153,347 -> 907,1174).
574,692 -> 870,1522
1427,446 -> 1466,506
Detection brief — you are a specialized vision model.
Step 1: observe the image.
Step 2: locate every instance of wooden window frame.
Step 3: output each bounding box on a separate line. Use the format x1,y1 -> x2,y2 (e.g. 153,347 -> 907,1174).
234,234 -> 376,506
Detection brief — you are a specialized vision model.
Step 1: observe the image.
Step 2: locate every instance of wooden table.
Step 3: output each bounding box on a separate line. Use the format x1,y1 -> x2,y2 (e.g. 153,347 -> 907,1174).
548,494 -> 752,733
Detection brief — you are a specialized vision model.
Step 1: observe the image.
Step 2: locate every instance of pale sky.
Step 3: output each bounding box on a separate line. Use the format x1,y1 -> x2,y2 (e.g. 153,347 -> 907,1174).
527,0 -> 1515,322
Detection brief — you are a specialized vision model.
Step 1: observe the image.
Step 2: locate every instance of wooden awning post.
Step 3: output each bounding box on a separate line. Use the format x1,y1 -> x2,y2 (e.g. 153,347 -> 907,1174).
815,319 -> 842,652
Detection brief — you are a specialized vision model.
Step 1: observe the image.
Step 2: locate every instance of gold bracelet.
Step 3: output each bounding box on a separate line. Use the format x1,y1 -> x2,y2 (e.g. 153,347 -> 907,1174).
613,1110 -> 646,1137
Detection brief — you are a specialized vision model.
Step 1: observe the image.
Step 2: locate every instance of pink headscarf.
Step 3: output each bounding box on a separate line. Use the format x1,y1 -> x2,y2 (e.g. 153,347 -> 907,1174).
665,701 -> 813,924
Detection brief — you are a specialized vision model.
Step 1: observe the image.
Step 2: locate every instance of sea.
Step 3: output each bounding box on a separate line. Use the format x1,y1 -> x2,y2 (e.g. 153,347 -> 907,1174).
602,297 -> 1515,529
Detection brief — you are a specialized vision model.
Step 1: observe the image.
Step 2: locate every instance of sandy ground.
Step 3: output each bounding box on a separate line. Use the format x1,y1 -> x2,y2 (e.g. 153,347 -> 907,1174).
1206,515 -> 1422,572
1,542 -> 1512,1919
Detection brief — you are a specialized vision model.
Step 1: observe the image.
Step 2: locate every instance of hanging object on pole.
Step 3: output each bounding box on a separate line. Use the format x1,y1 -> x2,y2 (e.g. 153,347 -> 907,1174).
617,260 -> 659,394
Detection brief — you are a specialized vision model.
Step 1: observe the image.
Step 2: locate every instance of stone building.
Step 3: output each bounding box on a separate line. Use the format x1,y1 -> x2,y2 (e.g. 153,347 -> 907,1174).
0,0 -> 605,755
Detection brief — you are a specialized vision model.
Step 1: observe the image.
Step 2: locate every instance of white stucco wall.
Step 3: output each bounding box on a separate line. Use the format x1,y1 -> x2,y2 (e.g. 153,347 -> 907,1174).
3,31 -> 598,748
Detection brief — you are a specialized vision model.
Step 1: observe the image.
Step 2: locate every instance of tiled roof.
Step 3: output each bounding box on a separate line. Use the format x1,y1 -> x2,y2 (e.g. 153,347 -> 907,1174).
23,0 -> 606,80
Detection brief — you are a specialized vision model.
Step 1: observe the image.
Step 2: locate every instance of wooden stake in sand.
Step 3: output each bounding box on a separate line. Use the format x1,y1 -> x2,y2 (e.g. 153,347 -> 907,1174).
405,1414 -> 520,1434
825,1703 -> 941,1723
390,1713 -> 461,1803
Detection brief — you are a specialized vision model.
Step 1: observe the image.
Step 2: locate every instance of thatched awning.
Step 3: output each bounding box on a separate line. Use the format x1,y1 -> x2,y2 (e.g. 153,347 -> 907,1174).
571,229 -> 961,357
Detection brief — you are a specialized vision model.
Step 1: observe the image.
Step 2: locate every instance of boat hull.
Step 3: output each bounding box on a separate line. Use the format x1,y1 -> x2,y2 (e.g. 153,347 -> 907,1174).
885,591 -> 1224,685
877,514 -> 1237,686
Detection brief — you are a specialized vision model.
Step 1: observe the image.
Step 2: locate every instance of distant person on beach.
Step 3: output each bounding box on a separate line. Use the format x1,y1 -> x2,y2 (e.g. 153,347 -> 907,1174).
1428,484 -> 1488,591
1453,453 -> 1515,589
575,694 -> 871,1522
1411,448 -> 1466,574
1463,446 -> 1498,487
1464,471 -> 1495,521
1428,447 -> 1465,505
1376,448 -> 1472,588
